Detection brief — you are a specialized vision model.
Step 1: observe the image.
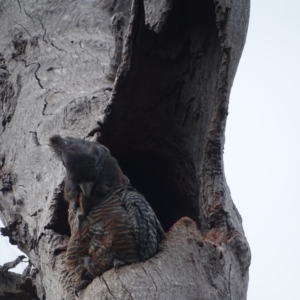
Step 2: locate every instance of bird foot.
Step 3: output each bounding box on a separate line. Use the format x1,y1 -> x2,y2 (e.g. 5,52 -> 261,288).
74,280 -> 92,297
113,259 -> 126,271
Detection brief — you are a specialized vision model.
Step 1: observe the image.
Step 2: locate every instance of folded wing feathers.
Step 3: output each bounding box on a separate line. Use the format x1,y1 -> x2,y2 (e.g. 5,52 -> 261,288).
119,187 -> 165,261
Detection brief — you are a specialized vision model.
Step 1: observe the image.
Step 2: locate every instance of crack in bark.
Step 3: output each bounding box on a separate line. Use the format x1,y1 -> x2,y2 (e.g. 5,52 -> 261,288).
152,264 -> 164,282
55,8 -> 67,28
42,97 -> 48,116
228,263 -> 232,299
38,17 -> 65,52
39,19 -> 47,44
18,60 -> 44,89
13,20 -> 32,37
141,265 -> 157,292
117,274 -> 133,300
24,7 -> 36,25
14,0 -> 34,34
50,41 -> 65,52
102,276 -> 117,300
16,0 -> 21,13
33,63 -> 44,89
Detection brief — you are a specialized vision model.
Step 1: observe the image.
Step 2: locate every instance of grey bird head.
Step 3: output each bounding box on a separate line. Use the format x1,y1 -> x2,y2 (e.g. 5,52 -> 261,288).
49,135 -> 128,215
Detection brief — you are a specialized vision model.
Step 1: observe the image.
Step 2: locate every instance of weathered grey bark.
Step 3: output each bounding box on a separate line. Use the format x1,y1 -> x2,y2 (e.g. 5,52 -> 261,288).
0,0 -> 251,299
0,255 -> 37,300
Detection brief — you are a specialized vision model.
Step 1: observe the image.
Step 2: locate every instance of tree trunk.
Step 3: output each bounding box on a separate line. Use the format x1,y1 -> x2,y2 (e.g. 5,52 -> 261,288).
0,0 -> 251,299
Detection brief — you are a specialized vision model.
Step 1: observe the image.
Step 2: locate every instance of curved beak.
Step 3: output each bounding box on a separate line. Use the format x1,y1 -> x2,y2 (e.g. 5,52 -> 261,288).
78,182 -> 94,216
79,182 -> 94,197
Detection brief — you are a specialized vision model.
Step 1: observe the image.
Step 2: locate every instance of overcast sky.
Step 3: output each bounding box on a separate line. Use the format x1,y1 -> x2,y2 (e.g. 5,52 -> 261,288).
1,0 -> 299,299
224,0 -> 300,299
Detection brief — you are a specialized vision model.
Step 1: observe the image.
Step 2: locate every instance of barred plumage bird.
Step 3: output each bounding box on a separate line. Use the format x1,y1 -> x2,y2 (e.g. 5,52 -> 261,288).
49,135 -> 165,294
49,135 -> 128,216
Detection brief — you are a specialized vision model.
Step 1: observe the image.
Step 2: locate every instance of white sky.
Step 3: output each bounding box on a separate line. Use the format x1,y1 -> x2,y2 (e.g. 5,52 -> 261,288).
0,220 -> 27,273
224,0 -> 300,299
1,0 -> 299,298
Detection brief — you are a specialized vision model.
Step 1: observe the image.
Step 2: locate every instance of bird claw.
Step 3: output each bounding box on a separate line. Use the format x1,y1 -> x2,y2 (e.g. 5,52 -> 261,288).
113,259 -> 126,271
75,289 -> 80,298
74,280 -> 92,297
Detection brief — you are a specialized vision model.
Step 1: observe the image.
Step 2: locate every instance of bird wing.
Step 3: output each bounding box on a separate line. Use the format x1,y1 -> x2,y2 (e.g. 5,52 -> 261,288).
87,195 -> 140,266
116,186 -> 165,261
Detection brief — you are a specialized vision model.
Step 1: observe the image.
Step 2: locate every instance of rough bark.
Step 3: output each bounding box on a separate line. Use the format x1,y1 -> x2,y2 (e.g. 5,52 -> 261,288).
0,0 -> 251,299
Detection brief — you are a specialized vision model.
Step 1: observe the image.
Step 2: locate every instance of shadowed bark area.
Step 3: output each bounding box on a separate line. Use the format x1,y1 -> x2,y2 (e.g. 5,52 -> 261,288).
0,0 -> 250,299
101,0 -> 221,232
